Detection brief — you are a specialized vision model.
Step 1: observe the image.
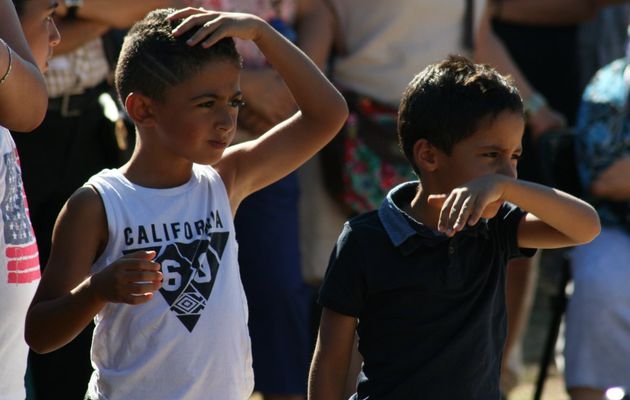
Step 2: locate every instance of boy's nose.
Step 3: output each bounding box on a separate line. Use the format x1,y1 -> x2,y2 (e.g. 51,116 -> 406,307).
497,159 -> 517,179
215,107 -> 236,132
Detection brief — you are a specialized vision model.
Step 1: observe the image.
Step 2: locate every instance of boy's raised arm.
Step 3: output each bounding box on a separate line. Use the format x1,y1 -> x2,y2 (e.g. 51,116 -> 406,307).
168,9 -> 348,209
502,178 -> 600,249
308,308 -> 357,400
432,174 -> 600,249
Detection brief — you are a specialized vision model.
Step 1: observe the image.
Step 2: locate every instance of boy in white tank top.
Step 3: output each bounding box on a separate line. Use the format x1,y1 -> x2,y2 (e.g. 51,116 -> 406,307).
24,8 -> 347,400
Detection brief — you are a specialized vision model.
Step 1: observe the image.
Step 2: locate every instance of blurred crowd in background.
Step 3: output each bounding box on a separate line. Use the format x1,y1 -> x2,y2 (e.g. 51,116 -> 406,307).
2,1 -> 630,400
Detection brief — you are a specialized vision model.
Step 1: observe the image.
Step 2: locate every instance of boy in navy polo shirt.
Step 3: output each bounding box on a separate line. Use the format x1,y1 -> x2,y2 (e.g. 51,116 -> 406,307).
308,56 -> 601,400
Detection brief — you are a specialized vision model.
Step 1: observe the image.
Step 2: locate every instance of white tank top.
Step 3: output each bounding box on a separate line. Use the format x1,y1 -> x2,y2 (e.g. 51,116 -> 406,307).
86,165 -> 253,400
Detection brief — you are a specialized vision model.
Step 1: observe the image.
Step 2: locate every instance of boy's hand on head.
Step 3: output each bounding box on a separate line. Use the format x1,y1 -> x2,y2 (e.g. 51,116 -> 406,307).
168,8 -> 265,48
429,174 -> 510,236
91,251 -> 162,305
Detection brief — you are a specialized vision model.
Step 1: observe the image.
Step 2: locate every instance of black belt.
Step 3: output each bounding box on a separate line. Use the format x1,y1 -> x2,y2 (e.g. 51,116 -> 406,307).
47,82 -> 111,118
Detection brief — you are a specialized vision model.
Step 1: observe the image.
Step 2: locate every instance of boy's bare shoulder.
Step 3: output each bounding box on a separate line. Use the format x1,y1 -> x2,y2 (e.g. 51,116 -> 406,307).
63,185 -> 107,225
67,185 -> 102,206
47,184 -> 109,271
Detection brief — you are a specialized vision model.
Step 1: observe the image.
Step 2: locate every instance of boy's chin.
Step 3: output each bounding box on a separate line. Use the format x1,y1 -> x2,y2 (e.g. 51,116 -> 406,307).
480,201 -> 504,219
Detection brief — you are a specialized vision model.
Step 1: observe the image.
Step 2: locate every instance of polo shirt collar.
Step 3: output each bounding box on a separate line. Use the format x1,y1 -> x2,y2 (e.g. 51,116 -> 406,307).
378,181 -> 444,249
378,181 -> 489,255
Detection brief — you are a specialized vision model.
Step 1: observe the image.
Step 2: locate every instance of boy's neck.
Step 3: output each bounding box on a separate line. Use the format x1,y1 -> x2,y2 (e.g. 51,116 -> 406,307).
121,142 -> 194,189
404,185 -> 441,231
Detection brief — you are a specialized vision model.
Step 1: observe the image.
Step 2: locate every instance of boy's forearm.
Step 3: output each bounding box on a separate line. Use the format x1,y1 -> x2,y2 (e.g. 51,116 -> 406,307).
503,178 -> 600,245
308,352 -> 348,400
26,277 -> 106,354
308,375 -> 347,400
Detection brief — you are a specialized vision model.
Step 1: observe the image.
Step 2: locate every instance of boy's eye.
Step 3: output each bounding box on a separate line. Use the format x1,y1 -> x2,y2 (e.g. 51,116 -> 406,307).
198,101 -> 215,108
482,152 -> 499,158
197,99 -> 244,109
229,99 -> 246,108
512,153 -> 523,160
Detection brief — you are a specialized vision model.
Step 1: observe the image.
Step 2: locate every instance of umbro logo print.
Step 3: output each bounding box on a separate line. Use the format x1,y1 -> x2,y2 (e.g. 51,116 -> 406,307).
123,231 -> 229,332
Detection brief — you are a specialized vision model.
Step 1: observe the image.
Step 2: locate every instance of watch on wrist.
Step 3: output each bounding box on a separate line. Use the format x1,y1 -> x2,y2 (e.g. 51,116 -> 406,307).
523,92 -> 548,117
64,0 -> 84,19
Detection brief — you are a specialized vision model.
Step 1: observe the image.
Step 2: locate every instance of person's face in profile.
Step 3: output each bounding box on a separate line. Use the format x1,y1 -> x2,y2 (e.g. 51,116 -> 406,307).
19,0 -> 60,71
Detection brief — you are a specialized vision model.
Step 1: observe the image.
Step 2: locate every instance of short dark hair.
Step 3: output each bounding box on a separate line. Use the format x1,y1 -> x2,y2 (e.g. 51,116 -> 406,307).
115,8 -> 242,104
398,55 -> 522,175
11,0 -> 25,16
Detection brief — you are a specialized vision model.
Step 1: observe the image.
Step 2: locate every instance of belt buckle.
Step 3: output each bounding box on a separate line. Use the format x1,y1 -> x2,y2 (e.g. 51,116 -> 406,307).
60,93 -> 82,117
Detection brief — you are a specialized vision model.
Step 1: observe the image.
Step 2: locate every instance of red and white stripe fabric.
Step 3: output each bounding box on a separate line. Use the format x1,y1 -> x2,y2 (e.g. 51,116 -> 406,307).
0,125 -> 40,400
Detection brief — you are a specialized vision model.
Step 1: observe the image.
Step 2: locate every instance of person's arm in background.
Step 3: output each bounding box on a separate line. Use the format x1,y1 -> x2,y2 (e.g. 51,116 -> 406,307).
295,0 -> 334,70
57,0 -> 186,29
0,0 -> 48,131
51,18 -> 109,55
491,0 -> 596,26
474,2 -> 567,138
238,0 -> 334,136
494,0 -> 628,25
590,156 -> 630,200
578,70 -> 630,201
51,0 -> 187,55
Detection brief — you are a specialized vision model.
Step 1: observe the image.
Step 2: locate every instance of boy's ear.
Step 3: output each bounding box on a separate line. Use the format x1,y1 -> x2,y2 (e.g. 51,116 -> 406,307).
125,92 -> 157,128
413,138 -> 439,173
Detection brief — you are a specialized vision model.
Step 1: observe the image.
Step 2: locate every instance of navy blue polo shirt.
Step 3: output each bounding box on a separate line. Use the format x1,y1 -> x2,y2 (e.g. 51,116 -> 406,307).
318,181 -> 535,400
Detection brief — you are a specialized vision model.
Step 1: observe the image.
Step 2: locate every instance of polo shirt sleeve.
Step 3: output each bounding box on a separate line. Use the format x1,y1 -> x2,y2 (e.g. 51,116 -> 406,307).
318,222 -> 367,318
495,202 -> 537,260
